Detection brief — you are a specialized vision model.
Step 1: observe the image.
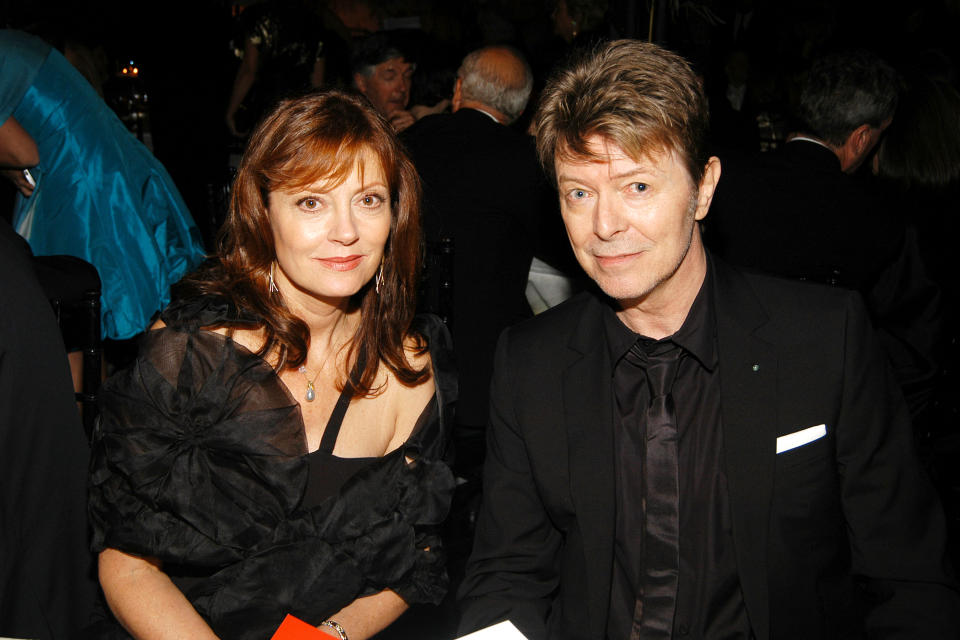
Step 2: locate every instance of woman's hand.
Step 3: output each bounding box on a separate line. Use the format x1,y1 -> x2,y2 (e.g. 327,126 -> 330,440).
1,168 -> 35,196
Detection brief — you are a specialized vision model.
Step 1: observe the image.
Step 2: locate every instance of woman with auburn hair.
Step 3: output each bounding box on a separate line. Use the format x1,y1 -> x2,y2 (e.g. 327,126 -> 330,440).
87,90 -> 456,640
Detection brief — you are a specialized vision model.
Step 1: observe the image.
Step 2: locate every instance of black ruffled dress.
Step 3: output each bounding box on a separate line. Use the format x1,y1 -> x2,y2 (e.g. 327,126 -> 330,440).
87,296 -> 456,639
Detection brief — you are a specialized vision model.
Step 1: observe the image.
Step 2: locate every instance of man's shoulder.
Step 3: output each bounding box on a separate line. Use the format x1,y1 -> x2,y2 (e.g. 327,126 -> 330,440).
722,259 -> 855,302
501,291 -> 603,351
405,108 -> 530,150
716,260 -> 865,335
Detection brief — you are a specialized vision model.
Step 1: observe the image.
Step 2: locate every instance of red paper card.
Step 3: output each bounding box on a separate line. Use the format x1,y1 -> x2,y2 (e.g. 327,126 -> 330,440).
271,614 -> 328,639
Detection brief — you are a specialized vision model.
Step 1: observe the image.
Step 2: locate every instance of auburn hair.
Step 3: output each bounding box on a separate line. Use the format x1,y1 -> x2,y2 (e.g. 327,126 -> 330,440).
181,90 -> 426,395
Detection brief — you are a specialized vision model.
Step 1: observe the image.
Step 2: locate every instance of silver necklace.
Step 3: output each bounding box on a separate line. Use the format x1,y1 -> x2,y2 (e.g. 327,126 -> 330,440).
296,336 -> 340,402
297,364 -> 323,402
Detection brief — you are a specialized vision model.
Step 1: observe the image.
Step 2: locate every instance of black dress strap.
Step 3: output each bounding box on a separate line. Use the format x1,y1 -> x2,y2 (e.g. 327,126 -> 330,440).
318,383 -> 353,454
316,353 -> 366,454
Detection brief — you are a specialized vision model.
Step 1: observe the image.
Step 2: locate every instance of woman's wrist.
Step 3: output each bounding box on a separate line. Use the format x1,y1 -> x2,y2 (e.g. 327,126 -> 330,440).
319,619 -> 348,639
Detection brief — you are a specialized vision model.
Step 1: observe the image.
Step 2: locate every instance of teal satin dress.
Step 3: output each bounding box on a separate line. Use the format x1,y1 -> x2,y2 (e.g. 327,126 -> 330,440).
0,30 -> 205,340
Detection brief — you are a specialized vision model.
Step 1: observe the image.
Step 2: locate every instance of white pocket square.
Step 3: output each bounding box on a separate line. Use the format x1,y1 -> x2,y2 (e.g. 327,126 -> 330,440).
776,424 -> 826,453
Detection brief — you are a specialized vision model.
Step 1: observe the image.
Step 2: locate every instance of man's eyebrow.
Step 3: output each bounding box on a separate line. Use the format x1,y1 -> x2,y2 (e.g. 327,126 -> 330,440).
557,167 -> 658,183
608,168 -> 656,181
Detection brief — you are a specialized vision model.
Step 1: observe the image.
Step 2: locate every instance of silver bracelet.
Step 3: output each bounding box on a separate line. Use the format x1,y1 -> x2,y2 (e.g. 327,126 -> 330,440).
319,619 -> 348,640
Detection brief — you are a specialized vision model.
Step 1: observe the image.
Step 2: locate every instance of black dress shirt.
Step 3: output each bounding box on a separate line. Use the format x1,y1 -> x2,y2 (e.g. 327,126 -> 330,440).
603,265 -> 753,639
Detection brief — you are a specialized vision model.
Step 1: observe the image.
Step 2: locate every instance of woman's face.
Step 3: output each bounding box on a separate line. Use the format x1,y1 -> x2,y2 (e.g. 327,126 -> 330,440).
268,148 -> 392,305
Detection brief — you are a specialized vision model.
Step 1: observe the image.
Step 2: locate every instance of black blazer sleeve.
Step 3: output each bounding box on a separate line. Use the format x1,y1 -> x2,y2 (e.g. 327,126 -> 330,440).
457,330 -> 562,639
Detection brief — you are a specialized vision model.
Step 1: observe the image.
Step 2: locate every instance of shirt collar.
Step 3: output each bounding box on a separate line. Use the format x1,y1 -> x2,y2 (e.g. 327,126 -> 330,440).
465,106 -> 501,124
601,259 -> 718,372
787,135 -> 832,151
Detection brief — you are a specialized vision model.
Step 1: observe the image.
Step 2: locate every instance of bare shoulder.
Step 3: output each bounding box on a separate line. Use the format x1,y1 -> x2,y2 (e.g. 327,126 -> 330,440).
148,318 -> 268,359
402,332 -> 434,373
219,326 -> 267,357
383,335 -> 435,450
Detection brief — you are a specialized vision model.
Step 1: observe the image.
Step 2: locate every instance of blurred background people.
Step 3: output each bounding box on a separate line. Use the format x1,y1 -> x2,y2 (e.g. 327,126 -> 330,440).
0,29 -> 205,343
705,50 -> 941,419
874,73 -> 960,564
403,45 -> 543,472
351,31 -> 416,131
224,0 -> 329,138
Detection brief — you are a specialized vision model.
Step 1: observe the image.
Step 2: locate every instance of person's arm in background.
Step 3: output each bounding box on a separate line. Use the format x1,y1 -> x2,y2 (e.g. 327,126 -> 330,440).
0,116 -> 38,196
225,39 -> 259,138
310,56 -> 326,88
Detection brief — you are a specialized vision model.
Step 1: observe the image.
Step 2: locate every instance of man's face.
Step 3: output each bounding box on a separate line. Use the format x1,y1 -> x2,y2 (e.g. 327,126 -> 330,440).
355,57 -> 413,117
555,136 -> 718,308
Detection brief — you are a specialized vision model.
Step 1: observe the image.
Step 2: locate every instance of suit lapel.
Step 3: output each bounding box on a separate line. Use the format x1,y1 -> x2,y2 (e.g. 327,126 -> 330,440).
563,296 -> 617,631
713,260 -> 777,640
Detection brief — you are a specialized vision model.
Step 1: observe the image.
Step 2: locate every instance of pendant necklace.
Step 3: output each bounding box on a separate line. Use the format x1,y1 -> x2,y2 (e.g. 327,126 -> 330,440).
298,365 -> 322,402
297,345 -> 336,403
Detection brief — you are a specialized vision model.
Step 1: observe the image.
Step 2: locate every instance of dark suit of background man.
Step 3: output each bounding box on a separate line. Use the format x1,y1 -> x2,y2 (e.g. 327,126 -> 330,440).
403,46 -> 558,469
457,40 -> 959,640
705,51 -> 941,418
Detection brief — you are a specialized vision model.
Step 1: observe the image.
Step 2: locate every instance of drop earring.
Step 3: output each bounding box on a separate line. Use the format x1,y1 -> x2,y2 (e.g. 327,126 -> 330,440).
375,263 -> 384,294
269,262 -> 279,294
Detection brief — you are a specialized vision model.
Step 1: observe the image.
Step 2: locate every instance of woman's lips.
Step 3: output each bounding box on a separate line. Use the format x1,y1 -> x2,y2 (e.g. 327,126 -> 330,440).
317,255 -> 364,271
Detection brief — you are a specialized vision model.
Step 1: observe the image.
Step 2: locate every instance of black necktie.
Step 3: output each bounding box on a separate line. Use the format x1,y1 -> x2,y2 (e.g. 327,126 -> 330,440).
627,340 -> 682,638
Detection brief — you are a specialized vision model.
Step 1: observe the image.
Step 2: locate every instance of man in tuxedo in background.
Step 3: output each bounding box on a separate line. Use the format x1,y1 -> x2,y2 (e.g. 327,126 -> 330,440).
705,51 -> 940,416
403,46 -> 566,472
458,40 -> 958,639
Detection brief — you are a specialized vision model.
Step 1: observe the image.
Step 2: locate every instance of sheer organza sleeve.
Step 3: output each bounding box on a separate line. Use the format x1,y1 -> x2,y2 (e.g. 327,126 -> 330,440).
88,327 -> 308,565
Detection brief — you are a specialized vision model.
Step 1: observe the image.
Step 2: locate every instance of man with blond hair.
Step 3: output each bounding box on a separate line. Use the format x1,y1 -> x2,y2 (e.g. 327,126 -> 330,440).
457,40 -> 958,640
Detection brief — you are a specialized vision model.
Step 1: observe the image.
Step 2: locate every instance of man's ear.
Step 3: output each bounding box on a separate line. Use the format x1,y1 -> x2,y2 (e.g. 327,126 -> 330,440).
354,73 -> 368,96
694,156 -> 722,221
835,123 -> 874,172
451,77 -> 463,112
850,123 -> 874,157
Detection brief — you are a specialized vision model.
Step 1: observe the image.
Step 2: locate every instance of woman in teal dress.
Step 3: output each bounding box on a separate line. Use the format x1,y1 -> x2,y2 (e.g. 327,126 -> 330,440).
0,29 -> 205,340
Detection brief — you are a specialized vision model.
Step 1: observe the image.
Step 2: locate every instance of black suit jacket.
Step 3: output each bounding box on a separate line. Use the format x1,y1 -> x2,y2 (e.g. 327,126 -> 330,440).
705,140 -> 941,410
403,108 -> 568,428
458,258 -> 958,639
706,140 -> 905,289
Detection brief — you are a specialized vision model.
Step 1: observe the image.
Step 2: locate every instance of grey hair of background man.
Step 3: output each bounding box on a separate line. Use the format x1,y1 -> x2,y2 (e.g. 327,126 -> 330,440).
351,32 -> 410,79
457,46 -> 533,125
797,50 -> 899,146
